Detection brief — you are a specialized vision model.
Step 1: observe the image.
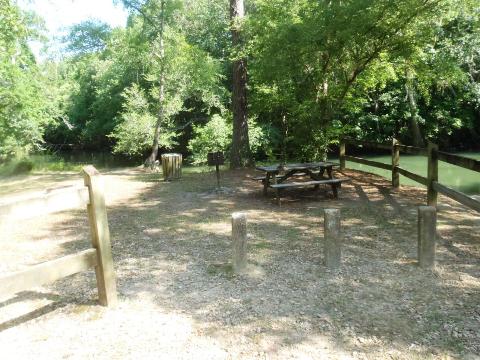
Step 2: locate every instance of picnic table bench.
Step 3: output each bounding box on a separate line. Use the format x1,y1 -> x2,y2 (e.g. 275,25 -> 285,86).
254,162 -> 350,204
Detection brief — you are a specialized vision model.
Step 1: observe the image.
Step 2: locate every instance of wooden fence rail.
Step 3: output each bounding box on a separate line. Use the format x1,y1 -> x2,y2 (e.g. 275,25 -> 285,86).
397,167 -> 428,186
340,138 -> 480,213
0,165 -> 117,307
344,155 -> 392,171
437,151 -> 480,172
0,185 -> 90,221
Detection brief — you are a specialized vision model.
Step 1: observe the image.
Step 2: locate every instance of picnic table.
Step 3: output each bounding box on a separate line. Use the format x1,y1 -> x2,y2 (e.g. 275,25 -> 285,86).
254,162 -> 349,204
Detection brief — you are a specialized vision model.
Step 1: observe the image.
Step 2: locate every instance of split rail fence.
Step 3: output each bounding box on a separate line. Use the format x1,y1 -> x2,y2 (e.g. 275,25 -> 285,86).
0,165 -> 117,307
339,139 -> 480,213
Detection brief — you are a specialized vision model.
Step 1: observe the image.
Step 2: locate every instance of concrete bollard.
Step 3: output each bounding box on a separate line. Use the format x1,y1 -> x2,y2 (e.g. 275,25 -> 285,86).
418,206 -> 437,269
324,209 -> 342,269
232,212 -> 247,272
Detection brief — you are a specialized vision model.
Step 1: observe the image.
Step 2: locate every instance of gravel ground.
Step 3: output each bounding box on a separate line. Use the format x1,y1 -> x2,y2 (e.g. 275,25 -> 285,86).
0,167 -> 479,359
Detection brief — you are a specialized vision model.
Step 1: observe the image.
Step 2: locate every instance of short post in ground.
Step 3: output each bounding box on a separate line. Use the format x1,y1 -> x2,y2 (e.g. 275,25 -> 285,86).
232,212 -> 248,273
418,206 -> 437,269
324,209 -> 342,269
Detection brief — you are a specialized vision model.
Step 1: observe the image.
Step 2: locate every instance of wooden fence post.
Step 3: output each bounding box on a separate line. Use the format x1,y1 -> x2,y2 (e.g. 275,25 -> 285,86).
427,142 -> 439,207
232,212 -> 248,273
83,166 -> 118,307
392,138 -> 400,188
418,206 -> 437,269
324,209 -> 342,269
339,141 -> 346,171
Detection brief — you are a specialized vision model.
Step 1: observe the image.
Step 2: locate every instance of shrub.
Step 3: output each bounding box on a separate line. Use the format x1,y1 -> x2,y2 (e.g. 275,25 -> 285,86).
188,114 -> 271,164
11,159 -> 34,175
188,114 -> 232,164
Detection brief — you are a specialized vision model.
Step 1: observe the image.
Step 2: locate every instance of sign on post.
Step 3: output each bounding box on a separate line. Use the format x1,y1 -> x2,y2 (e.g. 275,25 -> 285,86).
207,152 -> 225,188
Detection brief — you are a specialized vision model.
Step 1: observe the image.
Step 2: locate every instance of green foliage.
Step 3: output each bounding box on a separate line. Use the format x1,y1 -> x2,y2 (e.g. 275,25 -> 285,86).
0,0 -> 57,160
63,20 -> 112,56
188,114 -> 231,164
248,0 -> 463,153
343,5 -> 480,147
179,0 -> 230,60
111,84 -> 176,156
146,26 -> 225,118
3,0 -> 480,169
188,113 -> 269,164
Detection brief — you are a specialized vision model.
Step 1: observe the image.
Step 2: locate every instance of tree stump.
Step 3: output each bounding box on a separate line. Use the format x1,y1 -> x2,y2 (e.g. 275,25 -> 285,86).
161,153 -> 182,181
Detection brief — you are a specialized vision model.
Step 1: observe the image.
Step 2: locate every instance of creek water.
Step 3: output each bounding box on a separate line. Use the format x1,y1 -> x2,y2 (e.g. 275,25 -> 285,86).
335,152 -> 480,195
6,151 -> 479,195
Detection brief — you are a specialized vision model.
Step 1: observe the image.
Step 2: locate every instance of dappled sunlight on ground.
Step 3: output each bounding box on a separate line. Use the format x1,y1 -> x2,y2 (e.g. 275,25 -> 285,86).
0,167 -> 479,359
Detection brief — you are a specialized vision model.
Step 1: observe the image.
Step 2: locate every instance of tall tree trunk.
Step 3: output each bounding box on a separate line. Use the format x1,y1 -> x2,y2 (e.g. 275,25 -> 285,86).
146,0 -> 166,168
405,70 -> 424,148
230,0 -> 251,169
281,114 -> 288,164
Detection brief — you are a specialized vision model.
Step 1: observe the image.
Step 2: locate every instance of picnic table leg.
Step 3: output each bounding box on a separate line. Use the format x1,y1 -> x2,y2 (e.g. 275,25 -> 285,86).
315,169 -> 321,190
305,169 -> 321,190
331,184 -> 339,198
263,173 -> 270,196
314,168 -> 329,190
272,174 -> 281,205
278,169 -> 296,183
327,167 -> 334,179
319,168 -> 326,179
327,166 -> 338,194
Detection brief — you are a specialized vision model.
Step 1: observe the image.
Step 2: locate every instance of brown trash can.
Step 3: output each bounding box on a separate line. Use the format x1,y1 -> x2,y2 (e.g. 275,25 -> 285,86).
161,153 -> 182,181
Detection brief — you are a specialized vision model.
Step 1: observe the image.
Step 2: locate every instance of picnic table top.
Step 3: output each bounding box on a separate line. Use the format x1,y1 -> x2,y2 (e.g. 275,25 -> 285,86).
256,162 -> 338,173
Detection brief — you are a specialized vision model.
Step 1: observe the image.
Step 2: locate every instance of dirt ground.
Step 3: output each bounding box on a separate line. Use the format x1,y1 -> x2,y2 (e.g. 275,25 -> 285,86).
0,167 -> 479,360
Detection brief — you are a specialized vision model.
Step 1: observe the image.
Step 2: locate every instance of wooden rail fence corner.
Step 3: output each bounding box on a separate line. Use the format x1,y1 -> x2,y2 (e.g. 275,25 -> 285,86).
0,165 -> 117,308
82,166 -> 118,307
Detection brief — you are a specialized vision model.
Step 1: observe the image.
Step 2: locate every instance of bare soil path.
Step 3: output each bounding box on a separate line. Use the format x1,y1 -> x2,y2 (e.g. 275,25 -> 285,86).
0,167 -> 478,359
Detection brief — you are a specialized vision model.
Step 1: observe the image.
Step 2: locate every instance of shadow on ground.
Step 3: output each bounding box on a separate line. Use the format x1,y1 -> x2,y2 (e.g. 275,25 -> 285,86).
1,168 -> 479,358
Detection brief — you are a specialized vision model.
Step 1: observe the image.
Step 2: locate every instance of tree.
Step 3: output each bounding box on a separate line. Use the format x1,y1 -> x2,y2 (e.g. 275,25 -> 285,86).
146,0 -> 166,167
343,1 -> 480,148
12,0 -> 480,164
248,0 -> 452,158
114,0 -> 224,163
0,0 -> 53,159
110,83 -> 175,156
229,0 -> 251,168
63,20 -> 112,56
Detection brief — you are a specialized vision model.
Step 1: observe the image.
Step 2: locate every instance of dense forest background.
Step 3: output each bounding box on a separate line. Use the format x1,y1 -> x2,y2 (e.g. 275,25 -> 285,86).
1,0 -> 480,167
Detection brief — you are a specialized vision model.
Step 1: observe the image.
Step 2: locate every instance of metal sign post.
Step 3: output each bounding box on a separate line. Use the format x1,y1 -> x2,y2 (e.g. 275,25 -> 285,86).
207,152 -> 225,188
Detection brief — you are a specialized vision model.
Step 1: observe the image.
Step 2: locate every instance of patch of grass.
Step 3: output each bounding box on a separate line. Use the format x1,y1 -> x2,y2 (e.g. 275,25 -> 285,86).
182,165 -> 211,174
441,338 -> 465,354
0,158 -> 30,177
252,241 -> 272,249
0,155 -> 83,177
206,263 -> 234,279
